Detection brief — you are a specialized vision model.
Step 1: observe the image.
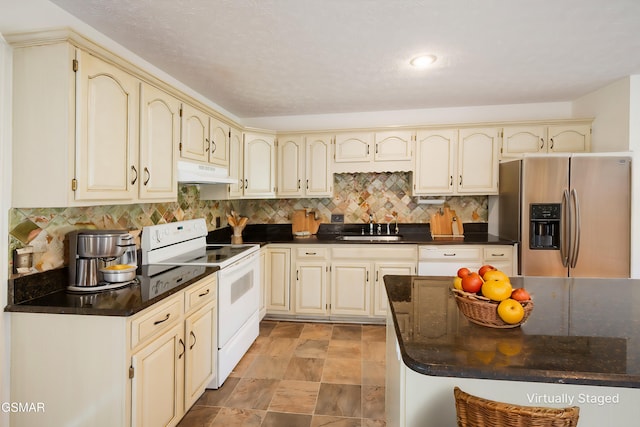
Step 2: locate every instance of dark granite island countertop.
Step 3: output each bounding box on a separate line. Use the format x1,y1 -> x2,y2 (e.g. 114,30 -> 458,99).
384,275 -> 640,426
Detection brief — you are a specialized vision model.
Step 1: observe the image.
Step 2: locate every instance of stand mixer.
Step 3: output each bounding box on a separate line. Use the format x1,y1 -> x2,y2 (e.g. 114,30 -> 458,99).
67,230 -> 137,292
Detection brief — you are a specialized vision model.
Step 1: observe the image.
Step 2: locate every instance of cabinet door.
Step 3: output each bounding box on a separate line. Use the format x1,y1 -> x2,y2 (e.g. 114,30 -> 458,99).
374,131 -> 413,161
334,132 -> 373,163
266,247 -> 291,313
75,50 -> 138,201
547,124 -> 591,153
413,129 -> 457,195
501,126 -> 546,157
331,262 -> 370,316
295,261 -> 328,315
244,133 -> 276,198
277,135 -> 305,197
139,83 -> 179,200
305,134 -> 333,197
180,103 -> 209,162
131,323 -> 185,427
228,126 -> 244,198
457,128 -> 499,194
209,116 -> 229,167
374,262 -> 415,316
184,302 -> 216,409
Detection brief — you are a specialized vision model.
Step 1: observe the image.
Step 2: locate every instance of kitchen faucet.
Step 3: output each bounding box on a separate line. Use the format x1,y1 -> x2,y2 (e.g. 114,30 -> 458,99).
369,214 -> 374,235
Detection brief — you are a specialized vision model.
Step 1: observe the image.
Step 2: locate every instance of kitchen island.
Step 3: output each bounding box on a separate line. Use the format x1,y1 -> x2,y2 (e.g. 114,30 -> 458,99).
384,275 -> 640,427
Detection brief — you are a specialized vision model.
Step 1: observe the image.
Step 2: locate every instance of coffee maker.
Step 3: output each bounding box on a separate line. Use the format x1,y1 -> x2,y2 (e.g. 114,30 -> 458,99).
67,230 -> 136,290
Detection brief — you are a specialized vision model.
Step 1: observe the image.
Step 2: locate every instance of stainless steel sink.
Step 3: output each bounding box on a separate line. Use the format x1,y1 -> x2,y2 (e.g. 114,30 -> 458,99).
336,235 -> 403,242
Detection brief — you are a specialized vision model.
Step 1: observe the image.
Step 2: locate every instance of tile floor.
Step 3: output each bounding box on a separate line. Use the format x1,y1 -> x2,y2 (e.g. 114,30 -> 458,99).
178,320 -> 387,427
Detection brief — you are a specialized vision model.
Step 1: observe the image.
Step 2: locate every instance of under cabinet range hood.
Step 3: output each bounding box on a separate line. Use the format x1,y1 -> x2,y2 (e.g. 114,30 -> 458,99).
177,160 -> 237,184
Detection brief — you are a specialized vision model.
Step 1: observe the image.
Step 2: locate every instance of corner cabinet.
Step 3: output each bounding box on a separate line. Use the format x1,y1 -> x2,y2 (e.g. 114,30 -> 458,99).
413,127 -> 499,195
9,34 -> 179,207
10,274 -> 217,427
501,122 -> 591,158
180,103 -> 229,168
276,134 -> 333,198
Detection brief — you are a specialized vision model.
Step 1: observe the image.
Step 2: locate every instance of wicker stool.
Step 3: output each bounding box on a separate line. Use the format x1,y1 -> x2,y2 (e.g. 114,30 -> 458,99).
454,387 -> 580,427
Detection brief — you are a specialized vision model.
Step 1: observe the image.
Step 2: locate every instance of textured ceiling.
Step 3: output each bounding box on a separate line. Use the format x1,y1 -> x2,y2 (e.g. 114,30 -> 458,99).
32,1 -> 640,118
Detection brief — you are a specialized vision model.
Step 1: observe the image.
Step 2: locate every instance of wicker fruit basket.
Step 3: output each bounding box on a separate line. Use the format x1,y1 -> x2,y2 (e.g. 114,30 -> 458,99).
452,289 -> 533,329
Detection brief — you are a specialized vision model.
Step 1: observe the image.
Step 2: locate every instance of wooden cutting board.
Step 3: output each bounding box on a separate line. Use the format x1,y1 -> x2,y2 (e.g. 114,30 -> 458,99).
430,207 -> 464,237
292,210 -> 323,235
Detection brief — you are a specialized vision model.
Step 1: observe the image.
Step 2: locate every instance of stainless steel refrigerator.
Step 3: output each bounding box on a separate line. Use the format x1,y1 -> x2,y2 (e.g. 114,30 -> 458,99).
499,155 -> 631,278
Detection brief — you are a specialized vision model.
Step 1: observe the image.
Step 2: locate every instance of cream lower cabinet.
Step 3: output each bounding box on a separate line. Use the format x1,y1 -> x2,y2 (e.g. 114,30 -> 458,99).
295,247 -> 329,315
10,275 -> 217,427
331,245 -> 417,319
265,246 -> 293,314
418,245 -> 515,276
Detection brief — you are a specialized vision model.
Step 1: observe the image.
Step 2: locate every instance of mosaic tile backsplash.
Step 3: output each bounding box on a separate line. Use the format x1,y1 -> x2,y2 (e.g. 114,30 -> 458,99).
8,172 -> 487,275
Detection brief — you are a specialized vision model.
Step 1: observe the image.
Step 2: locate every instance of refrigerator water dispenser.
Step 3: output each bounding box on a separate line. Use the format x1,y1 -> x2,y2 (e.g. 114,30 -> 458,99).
529,204 -> 561,249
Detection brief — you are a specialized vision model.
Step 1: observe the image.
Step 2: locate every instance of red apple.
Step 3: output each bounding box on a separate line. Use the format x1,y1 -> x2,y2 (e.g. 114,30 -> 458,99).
461,272 -> 483,293
511,288 -> 531,302
478,264 -> 496,278
457,267 -> 471,278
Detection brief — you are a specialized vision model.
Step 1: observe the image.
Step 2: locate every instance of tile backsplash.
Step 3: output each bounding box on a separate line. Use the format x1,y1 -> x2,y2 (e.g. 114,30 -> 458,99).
8,171 -> 487,274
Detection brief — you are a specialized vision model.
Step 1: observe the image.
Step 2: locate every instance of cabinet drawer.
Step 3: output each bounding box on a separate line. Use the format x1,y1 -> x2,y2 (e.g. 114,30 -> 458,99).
419,246 -> 482,261
296,247 -> 328,259
185,274 -> 217,312
131,295 -> 183,349
483,246 -> 513,261
332,245 -> 416,260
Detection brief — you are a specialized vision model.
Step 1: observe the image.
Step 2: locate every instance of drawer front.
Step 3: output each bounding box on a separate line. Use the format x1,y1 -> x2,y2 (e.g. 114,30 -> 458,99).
296,247 -> 328,259
131,295 -> 183,349
332,245 -> 417,260
483,246 -> 513,261
185,274 -> 217,312
419,246 -> 482,261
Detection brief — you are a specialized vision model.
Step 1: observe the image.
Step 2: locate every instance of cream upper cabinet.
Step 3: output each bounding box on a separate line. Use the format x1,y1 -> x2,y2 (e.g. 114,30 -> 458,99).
243,132 -> 276,198
180,103 -> 209,163
75,50 -> 140,202
139,83 -> 179,200
413,129 -> 457,195
457,127 -> 499,194
333,130 -> 414,173
305,134 -> 333,197
334,132 -> 373,163
414,127 -> 498,195
276,134 -> 333,198
228,126 -> 244,198
208,116 -> 230,167
547,124 -> 591,153
10,38 -> 179,207
501,123 -> 591,158
277,135 -> 305,197
374,130 -> 413,161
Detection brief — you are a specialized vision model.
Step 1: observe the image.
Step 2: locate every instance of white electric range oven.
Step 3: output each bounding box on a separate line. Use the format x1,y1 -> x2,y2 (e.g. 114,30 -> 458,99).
141,218 -> 260,388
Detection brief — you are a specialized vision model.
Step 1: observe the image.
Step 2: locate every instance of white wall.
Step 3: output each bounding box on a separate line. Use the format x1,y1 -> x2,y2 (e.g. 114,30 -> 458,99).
573,77 -> 631,152
0,34 -> 12,427
628,76 -> 640,278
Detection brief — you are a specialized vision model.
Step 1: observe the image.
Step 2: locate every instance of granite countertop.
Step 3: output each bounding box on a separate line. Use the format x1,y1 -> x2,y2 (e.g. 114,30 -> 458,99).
208,223 -> 515,246
384,275 -> 640,389
5,264 -> 219,316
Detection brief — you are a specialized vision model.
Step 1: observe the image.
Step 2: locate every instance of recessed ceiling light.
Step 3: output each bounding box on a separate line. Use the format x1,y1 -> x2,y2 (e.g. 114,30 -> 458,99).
410,54 -> 437,68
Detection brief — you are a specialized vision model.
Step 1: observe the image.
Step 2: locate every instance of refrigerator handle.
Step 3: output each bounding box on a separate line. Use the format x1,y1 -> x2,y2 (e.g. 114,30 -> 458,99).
561,189 -> 570,267
570,188 -> 581,268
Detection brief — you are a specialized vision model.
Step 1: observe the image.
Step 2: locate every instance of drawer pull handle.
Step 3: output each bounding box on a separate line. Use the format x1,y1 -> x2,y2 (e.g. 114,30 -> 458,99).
178,339 -> 185,359
153,313 -> 170,325
198,289 -> 210,297
189,331 -> 197,350
491,253 -> 505,257
305,252 -> 317,255
444,253 -> 456,257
